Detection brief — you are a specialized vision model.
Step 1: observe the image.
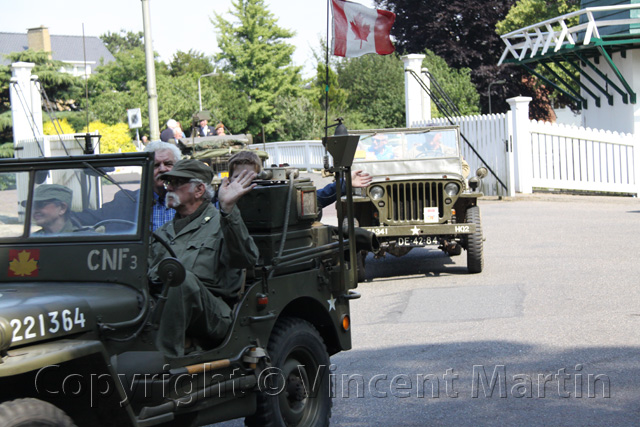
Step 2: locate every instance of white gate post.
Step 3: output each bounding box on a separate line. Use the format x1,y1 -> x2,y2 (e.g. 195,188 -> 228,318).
401,54 -> 429,127
506,111 -> 516,198
10,62 -> 43,148
507,96 -> 533,194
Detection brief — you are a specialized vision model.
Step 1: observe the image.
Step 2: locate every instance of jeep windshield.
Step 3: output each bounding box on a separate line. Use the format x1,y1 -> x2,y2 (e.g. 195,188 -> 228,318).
0,155 -> 149,241
354,128 -> 459,162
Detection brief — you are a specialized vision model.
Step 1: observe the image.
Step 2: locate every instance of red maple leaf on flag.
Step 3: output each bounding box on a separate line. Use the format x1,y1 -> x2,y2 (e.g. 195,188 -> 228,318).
349,13 -> 370,49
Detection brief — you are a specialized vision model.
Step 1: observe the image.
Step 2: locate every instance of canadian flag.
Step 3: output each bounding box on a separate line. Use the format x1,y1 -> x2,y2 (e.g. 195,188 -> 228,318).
331,0 -> 396,58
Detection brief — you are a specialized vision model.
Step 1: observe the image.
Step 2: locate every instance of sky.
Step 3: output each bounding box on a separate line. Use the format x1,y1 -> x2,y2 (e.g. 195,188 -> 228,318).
1,0 -> 375,78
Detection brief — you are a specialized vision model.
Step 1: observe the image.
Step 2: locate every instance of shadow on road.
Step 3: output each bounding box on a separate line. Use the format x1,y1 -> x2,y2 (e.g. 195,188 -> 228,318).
331,341 -> 638,426
363,247 -> 469,281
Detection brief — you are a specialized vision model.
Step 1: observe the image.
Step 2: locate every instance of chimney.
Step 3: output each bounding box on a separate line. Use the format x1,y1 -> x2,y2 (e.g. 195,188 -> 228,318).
27,26 -> 52,58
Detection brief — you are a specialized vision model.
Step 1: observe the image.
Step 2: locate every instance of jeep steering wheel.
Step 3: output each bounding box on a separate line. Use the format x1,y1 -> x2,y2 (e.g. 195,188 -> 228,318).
92,219 -> 136,230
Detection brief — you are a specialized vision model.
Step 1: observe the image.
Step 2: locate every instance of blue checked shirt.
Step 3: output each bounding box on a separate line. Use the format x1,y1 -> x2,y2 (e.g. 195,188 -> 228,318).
152,192 -> 175,231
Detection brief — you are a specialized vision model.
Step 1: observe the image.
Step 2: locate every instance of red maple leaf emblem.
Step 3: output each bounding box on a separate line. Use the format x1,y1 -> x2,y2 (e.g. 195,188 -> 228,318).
349,13 -> 371,49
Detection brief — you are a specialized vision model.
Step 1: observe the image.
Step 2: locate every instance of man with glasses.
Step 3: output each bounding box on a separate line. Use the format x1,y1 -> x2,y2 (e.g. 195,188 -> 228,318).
73,141 -> 181,231
149,159 -> 259,356
31,184 -> 75,235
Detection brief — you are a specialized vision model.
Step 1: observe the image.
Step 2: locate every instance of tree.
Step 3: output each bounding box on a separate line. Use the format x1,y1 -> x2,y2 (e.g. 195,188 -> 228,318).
496,0 -> 580,114
336,53 -> 405,129
0,50 -> 84,143
101,30 -> 145,55
212,0 -> 303,138
375,0 -> 527,115
495,0 -> 579,35
169,50 -> 215,77
422,49 -> 480,117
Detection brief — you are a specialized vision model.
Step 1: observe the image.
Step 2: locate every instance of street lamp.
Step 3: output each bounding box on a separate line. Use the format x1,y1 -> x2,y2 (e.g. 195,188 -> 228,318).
198,72 -> 217,111
487,79 -> 506,114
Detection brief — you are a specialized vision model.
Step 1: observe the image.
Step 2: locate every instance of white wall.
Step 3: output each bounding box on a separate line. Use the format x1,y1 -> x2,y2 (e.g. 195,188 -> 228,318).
580,49 -> 639,134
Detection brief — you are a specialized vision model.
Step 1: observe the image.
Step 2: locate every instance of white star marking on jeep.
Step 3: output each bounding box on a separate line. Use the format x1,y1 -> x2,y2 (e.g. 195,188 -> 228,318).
411,226 -> 420,235
327,296 -> 336,311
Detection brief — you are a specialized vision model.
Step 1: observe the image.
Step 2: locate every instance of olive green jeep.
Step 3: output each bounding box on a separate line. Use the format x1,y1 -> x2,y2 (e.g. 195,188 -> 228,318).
0,139 -> 372,426
342,125 -> 488,280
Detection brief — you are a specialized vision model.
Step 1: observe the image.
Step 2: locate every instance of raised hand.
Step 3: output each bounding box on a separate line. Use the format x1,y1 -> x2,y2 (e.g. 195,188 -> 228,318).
218,169 -> 257,213
352,170 -> 372,188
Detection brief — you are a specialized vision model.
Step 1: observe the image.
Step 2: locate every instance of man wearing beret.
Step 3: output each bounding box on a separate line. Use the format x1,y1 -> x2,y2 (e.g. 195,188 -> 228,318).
31,184 -> 75,235
148,159 -> 259,357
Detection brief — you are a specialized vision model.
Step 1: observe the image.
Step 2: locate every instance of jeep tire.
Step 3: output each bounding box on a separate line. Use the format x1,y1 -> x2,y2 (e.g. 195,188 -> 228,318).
246,317 -> 331,427
0,398 -> 76,427
465,206 -> 484,273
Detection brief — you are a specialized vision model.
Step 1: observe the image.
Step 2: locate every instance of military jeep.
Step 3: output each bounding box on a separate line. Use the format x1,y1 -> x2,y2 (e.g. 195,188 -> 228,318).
0,139 -> 371,426
342,125 -> 487,280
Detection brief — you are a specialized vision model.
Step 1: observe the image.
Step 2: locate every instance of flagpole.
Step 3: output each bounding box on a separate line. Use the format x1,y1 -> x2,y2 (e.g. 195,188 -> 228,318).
324,0 -> 330,143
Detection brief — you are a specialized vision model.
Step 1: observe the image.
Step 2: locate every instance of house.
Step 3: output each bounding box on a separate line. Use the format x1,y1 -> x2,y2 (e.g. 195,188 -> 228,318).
498,0 -> 640,135
0,26 -> 114,77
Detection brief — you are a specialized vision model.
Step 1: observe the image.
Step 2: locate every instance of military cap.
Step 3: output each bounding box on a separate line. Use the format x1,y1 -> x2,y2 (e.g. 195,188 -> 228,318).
160,159 -> 212,183
33,184 -> 73,206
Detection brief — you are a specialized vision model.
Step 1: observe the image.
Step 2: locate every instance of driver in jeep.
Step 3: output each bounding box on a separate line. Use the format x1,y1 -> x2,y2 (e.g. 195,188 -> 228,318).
148,159 -> 259,357
31,184 -> 76,235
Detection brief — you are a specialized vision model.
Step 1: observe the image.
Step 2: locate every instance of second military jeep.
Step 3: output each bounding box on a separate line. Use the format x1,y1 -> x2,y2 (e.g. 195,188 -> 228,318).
0,137 -> 372,426
342,125 -> 487,280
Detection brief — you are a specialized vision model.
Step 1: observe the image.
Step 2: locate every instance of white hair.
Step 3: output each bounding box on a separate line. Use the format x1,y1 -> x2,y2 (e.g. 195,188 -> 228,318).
189,179 -> 215,200
144,141 -> 181,162
166,119 -> 178,129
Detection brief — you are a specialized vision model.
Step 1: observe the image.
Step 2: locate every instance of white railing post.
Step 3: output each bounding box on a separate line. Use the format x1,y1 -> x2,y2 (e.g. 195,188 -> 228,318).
506,112 -> 516,198
634,133 -> 640,197
507,96 -> 533,194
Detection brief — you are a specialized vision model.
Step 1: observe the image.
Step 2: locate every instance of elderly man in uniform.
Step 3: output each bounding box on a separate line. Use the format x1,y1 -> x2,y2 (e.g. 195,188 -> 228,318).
149,159 -> 259,357
31,184 -> 75,235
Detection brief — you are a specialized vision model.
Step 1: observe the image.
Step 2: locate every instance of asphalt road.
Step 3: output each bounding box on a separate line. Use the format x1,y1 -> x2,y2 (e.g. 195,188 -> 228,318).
219,187 -> 640,426
329,193 -> 640,426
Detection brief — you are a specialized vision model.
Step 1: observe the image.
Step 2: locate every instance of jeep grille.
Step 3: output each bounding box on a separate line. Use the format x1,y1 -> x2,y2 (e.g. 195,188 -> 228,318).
381,182 -> 445,223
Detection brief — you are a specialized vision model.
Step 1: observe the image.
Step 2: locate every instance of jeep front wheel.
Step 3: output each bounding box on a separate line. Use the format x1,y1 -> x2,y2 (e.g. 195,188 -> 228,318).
246,317 -> 331,427
465,206 -> 484,273
0,398 -> 76,427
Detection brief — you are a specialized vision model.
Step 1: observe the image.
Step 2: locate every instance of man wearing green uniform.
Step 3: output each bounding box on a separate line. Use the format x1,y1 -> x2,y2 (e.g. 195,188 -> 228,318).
31,184 -> 76,235
149,159 -> 259,357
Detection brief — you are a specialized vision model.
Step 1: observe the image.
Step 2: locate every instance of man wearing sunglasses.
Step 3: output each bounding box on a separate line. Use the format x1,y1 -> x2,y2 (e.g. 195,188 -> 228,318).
149,159 -> 259,356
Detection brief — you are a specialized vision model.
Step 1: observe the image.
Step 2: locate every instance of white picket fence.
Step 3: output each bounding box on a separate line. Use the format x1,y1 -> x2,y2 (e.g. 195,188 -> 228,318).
414,114 -> 510,196
527,121 -> 637,193
14,132 -> 100,159
249,97 -> 639,197
249,140 -> 328,170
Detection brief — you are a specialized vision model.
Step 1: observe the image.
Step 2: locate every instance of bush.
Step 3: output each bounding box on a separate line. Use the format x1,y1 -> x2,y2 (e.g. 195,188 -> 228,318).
43,119 -> 75,135
80,121 -> 136,153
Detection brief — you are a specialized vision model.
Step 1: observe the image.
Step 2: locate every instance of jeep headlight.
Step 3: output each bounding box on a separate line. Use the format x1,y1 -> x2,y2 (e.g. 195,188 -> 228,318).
0,316 -> 13,353
444,183 -> 460,196
369,185 -> 385,200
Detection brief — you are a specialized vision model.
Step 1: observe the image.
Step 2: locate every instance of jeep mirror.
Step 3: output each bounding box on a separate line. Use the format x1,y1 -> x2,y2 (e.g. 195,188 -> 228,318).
323,135 -> 360,168
476,167 -> 488,179
157,257 -> 186,288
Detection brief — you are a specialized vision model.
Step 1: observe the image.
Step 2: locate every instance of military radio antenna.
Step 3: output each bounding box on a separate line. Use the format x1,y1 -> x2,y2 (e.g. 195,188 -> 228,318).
79,24 -> 98,154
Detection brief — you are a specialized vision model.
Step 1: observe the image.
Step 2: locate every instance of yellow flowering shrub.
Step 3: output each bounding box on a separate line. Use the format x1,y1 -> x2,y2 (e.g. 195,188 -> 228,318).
80,121 -> 136,153
43,119 -> 75,135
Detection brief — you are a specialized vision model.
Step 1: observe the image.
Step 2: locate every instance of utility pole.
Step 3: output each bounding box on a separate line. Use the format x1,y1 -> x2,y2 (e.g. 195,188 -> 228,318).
141,0 -> 159,140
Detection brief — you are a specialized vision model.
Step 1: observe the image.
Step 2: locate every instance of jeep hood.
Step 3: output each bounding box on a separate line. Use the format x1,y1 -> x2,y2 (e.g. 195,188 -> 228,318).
0,283 -> 142,348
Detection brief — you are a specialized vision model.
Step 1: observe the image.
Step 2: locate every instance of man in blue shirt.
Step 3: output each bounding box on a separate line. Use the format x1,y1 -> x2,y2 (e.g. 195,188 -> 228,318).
73,141 -> 182,231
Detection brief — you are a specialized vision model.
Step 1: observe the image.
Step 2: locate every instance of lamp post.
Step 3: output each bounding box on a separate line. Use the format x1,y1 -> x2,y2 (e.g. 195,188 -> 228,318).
198,72 -> 216,111
487,79 -> 506,114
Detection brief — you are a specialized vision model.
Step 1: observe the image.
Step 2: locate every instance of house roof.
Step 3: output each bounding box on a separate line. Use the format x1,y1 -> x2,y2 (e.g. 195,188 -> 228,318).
0,32 -> 115,68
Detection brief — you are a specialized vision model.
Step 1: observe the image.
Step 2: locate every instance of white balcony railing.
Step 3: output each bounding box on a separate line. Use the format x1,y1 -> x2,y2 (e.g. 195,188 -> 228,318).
498,4 -> 640,65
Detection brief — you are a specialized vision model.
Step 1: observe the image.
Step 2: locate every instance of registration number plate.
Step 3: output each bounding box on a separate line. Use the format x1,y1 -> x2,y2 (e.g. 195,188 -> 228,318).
397,236 -> 438,247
